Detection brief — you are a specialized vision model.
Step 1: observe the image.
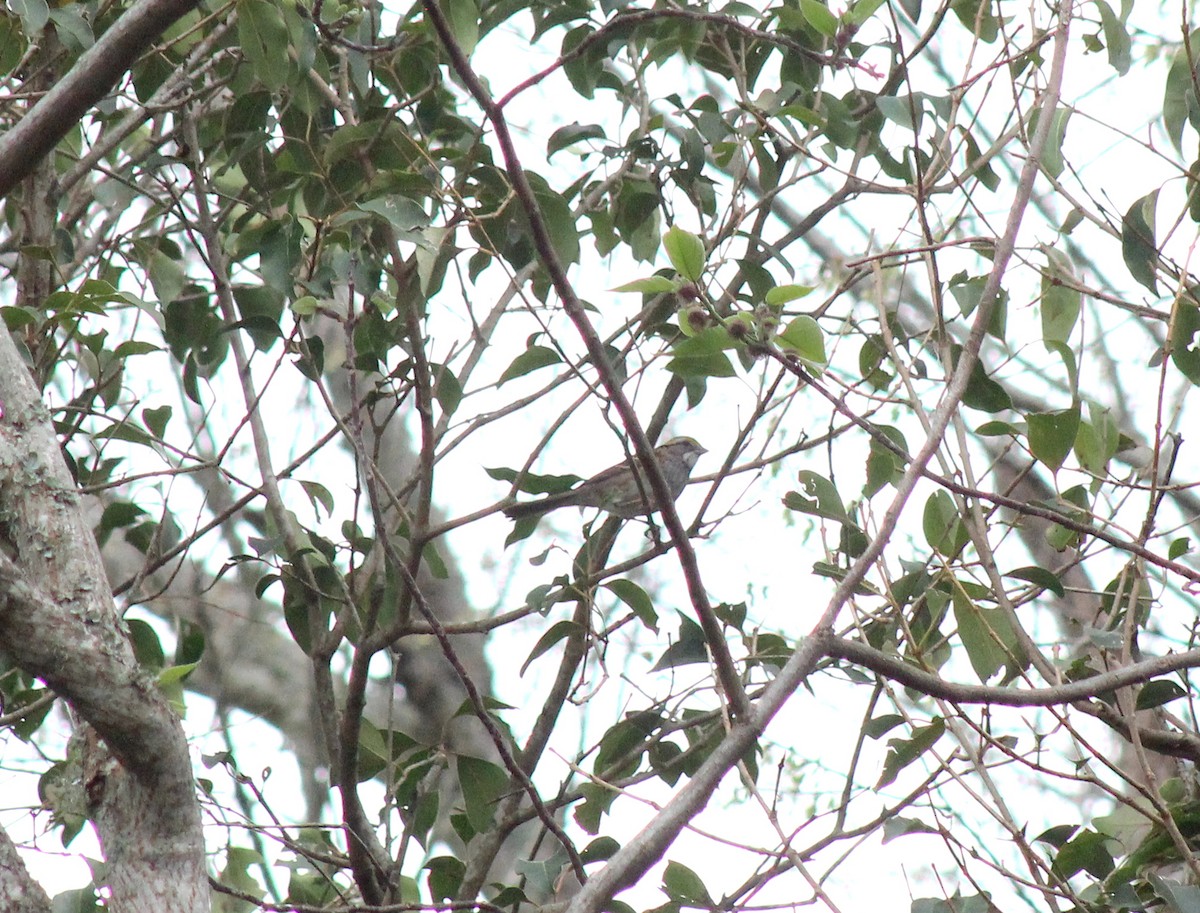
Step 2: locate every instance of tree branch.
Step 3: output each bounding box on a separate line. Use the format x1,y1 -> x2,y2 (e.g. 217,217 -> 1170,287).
0,826 -> 52,913
0,0 -> 201,200
421,0 -> 751,720
0,327 -> 206,908
563,1 -> 1078,908
824,635 -> 1200,708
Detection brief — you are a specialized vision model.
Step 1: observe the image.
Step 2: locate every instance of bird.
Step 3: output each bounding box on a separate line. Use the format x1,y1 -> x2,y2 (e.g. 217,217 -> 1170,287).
503,437 -> 706,521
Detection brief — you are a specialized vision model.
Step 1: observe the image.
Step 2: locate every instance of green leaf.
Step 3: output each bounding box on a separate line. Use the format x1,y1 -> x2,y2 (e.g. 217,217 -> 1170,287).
652,614 -> 708,671
216,846 -> 264,900
1045,485 -> 1090,552
1043,340 -> 1078,397
922,491 -> 967,555
878,94 -> 921,131
1162,30 -> 1200,155
291,295 -> 319,317
110,340 -> 159,361
1148,874 -> 1200,913
863,426 -> 908,497
950,0 -> 998,42
783,470 -> 848,522
574,781 -> 617,835
776,315 -> 827,367
960,356 -> 1012,412
143,246 -> 187,306
882,816 -> 939,842
489,465 -> 580,496
679,303 -> 716,338
750,632 -> 792,670
581,836 -> 620,864
1170,298 -> 1200,385
456,755 -> 509,833
1096,1 -> 1131,75
1136,679 -> 1187,710
96,500 -> 148,547
1053,829 -> 1114,879
911,894 -> 997,913
877,718 -> 944,788
1035,824 -> 1079,849
231,284 -> 284,351
444,0 -> 479,56
596,711 -> 658,773
548,123 -> 605,157
9,0 -> 47,36
663,226 -> 706,281
157,662 -> 199,688
858,335 -> 893,390
520,620 -> 583,675
1040,246 -> 1080,346
1027,406 -> 1080,473
358,196 -> 431,234
845,0 -> 887,26
798,0 -> 838,36
531,176 -> 581,268
515,853 -> 566,901
663,861 -> 714,906
604,579 -> 658,632
561,25 -> 599,99
423,541 -> 449,580
865,714 -> 905,739
1,306 -> 38,330
1122,190 -> 1160,294
1006,565 -> 1066,599
959,125 -> 1001,191
1074,401 -> 1119,475
0,11 -> 29,71
8,688 -> 53,742
1189,160 -> 1200,225
433,363 -> 463,417
498,345 -> 562,385
127,618 -> 166,670
426,856 -> 466,902
613,276 -> 677,294
1030,105 -> 1071,179
975,420 -> 1021,437
948,275 -> 1008,341
299,480 -> 335,518
764,284 -> 815,306
952,588 -> 1019,682
238,0 -> 290,91
666,328 -> 736,379
296,335 -> 324,380
94,422 -> 153,446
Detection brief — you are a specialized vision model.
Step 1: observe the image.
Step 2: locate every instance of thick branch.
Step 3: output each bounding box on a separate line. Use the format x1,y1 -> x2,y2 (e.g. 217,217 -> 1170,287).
0,0 -> 202,199
0,329 -> 206,909
0,826 -> 51,913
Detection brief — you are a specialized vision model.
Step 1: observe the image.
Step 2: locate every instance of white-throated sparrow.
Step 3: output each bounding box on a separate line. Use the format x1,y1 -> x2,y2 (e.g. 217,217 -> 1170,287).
504,437 -> 706,521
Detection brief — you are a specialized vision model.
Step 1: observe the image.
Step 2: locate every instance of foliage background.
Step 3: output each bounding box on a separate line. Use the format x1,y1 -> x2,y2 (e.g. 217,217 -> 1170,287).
3,0 -> 1200,911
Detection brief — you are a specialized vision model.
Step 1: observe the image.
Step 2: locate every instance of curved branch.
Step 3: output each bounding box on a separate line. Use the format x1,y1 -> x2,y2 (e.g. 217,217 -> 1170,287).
824,635 -> 1200,708
0,327 -> 207,908
0,0 -> 202,199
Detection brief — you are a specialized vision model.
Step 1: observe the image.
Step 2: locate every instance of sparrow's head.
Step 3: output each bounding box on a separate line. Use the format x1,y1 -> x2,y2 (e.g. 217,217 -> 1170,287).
658,436 -> 706,470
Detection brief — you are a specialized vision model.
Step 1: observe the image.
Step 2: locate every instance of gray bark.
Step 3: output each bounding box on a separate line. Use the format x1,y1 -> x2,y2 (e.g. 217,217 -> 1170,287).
0,328 -> 208,910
